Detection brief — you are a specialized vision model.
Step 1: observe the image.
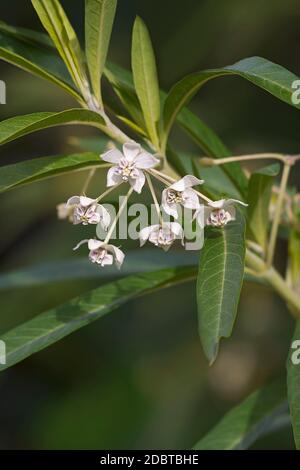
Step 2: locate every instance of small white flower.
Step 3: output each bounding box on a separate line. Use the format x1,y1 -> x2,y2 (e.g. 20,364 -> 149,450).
67,196 -> 110,230
196,198 -> 248,228
162,175 -> 204,219
139,222 -> 183,251
101,141 -> 159,194
56,202 -> 75,222
73,239 -> 125,269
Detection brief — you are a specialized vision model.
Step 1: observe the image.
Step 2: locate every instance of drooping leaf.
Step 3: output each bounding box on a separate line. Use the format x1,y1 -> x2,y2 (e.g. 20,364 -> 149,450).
164,56 -> 300,142
197,211 -> 246,363
0,267 -> 195,371
0,109 -> 107,147
131,17 -> 160,148
287,320 -> 300,449
247,164 -> 280,251
193,379 -> 288,450
31,0 -> 88,92
0,21 -> 81,101
85,0 -> 117,105
0,152 -> 107,193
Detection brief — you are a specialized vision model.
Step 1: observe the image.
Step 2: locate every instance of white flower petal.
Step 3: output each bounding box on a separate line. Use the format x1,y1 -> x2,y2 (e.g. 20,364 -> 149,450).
123,142 -> 141,161
182,189 -> 200,210
134,152 -> 159,169
139,225 -> 158,246
129,169 -> 145,193
170,175 -> 204,192
67,196 -> 80,206
97,205 -> 111,230
79,196 -> 96,207
170,222 -> 183,238
108,245 -> 125,269
101,148 -> 123,164
88,239 -> 104,251
208,199 -> 226,209
224,198 -> 248,208
107,166 -> 123,187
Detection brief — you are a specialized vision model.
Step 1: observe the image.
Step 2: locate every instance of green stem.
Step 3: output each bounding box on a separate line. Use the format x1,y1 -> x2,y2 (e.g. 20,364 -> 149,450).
267,163 -> 291,267
246,249 -> 300,318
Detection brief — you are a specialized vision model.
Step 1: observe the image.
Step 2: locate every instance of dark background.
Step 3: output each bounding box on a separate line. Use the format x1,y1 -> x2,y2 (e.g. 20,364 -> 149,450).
0,0 -> 299,449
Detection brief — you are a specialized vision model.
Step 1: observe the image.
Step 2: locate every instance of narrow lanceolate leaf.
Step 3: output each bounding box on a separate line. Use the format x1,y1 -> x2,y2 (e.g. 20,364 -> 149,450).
85,0 -> 117,104
131,17 -> 160,148
164,56 -> 300,141
194,379 -> 288,450
247,164 -> 280,251
0,267 -> 195,371
0,253 -> 197,290
0,152 -> 107,193
0,109 -> 106,147
32,0 -> 88,92
0,21 -> 81,101
287,320 -> 300,449
197,212 -> 246,363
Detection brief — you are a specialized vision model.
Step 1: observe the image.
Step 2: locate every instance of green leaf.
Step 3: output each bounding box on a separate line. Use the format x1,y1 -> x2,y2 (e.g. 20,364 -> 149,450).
247,164 -> 280,251
105,61 -> 247,198
287,320 -> 300,449
0,109 -> 106,146
32,0 -> 88,92
0,152 -> 107,193
0,267 -> 194,371
197,212 -> 246,363
177,108 -> 248,198
85,0 -> 117,105
0,21 -> 81,101
0,252 -> 197,290
193,379 -> 288,450
131,17 -> 160,148
164,56 -> 300,142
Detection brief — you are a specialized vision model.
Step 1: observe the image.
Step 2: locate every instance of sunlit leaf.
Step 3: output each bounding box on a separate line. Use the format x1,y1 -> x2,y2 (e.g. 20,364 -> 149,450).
131,17 -> 160,148
0,152 -> 107,193
85,0 -> 117,104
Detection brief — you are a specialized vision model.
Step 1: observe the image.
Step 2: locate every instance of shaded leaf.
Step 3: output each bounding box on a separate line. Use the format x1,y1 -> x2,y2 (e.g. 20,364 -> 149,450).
287,320 -> 300,449
194,379 -> 288,450
197,212 -> 246,363
0,20 -> 81,101
0,267 -> 195,371
164,56 -> 300,141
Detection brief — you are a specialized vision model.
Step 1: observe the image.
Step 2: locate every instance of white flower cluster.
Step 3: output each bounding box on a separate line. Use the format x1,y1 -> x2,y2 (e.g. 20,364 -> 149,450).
58,141 -> 247,269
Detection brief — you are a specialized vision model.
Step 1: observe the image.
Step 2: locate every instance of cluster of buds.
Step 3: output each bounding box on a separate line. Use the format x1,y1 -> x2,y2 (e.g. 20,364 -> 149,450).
58,141 -> 247,269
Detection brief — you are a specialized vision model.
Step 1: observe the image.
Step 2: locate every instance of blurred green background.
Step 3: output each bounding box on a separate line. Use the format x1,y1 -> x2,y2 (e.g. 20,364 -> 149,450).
0,0 -> 299,449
